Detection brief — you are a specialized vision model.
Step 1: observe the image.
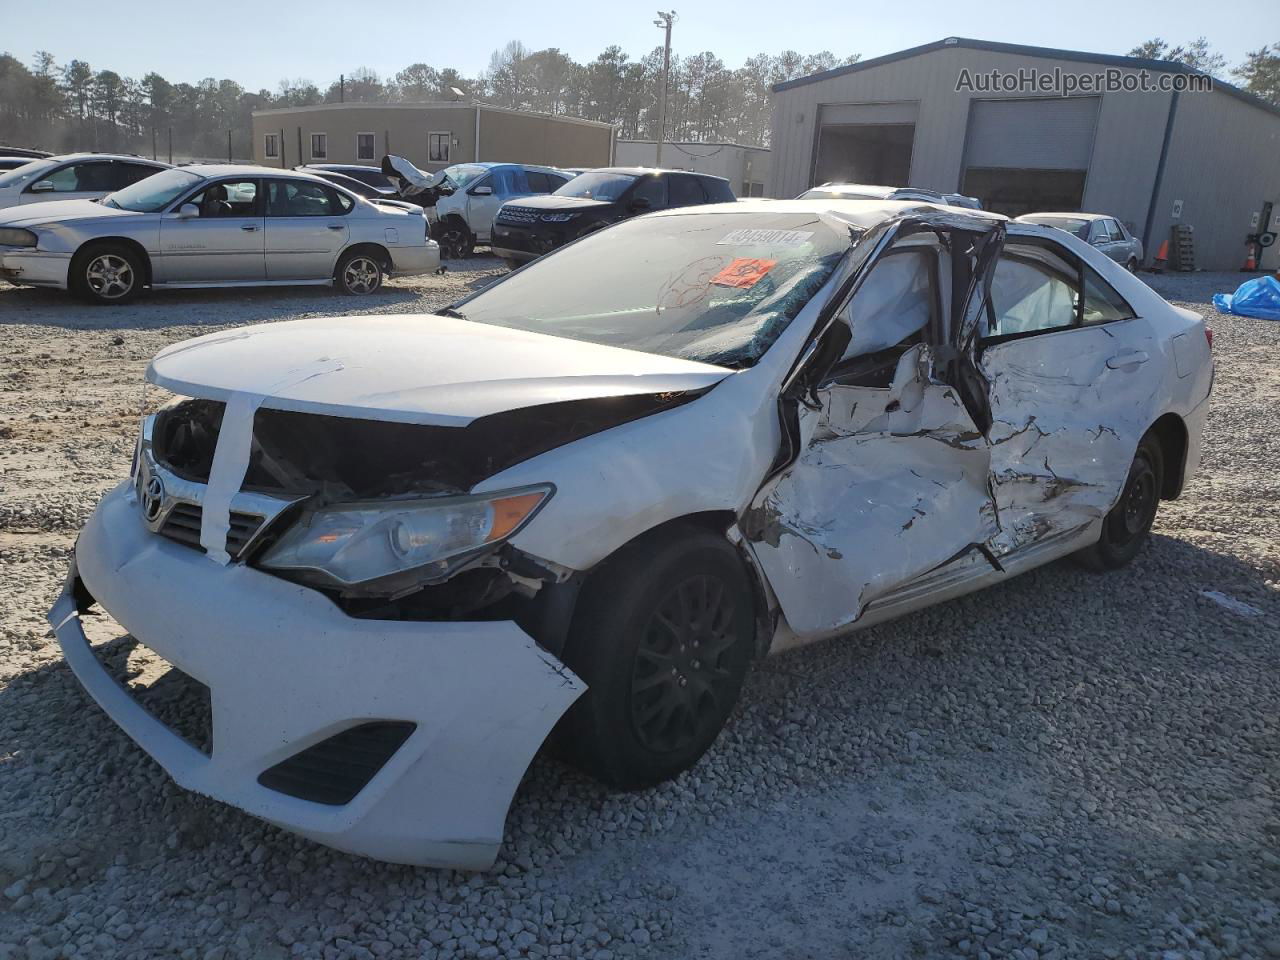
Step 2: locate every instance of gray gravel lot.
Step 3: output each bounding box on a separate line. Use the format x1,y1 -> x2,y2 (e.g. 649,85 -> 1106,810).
0,268 -> 1277,960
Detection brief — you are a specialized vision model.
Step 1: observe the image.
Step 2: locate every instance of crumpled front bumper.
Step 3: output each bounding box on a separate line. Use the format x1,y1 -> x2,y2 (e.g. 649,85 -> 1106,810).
49,481 -> 584,869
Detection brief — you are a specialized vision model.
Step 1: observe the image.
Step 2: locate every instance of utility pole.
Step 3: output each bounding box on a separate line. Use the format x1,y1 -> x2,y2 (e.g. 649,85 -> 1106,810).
339,74 -> 345,103
653,10 -> 676,168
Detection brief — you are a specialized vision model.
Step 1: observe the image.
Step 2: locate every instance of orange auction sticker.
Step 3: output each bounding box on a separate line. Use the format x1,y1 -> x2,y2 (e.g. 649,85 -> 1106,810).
710,258 -> 778,288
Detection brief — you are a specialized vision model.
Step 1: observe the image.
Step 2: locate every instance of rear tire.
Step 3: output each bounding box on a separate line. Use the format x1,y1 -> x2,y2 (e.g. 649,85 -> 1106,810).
557,525 -> 755,789
1126,257 -> 1138,273
1076,433 -> 1163,571
335,249 -> 384,295
70,242 -> 144,304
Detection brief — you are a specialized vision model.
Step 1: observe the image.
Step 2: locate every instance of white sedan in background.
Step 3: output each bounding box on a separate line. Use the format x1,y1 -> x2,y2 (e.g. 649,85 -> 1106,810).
0,153 -> 170,209
0,165 -> 439,303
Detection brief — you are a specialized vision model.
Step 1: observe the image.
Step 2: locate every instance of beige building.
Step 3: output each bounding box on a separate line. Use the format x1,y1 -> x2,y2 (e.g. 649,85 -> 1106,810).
613,140 -> 770,197
770,37 -> 1280,270
251,102 -> 616,173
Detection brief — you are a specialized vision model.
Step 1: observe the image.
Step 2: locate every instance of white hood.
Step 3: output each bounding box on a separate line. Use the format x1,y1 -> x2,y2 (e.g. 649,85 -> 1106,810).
147,314 -> 732,426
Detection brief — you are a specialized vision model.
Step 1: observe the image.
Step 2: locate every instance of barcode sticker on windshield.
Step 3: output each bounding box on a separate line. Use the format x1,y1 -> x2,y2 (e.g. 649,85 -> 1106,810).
717,229 -> 813,247
711,258 -> 777,288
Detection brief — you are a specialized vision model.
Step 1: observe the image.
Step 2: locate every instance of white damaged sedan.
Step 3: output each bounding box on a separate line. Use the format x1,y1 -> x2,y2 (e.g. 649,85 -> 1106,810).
51,199 -> 1213,868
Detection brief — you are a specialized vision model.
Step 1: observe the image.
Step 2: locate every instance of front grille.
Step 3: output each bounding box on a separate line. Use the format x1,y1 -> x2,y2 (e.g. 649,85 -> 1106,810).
257,722 -> 417,805
92,637 -> 213,755
159,502 -> 265,559
496,205 -> 538,225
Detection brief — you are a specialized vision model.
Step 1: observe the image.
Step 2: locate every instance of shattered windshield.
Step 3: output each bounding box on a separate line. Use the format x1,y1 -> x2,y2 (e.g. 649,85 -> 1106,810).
441,165 -> 487,189
450,211 -> 852,368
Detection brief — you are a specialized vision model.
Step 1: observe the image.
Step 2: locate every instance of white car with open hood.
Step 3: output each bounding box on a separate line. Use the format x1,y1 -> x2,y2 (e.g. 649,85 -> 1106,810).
51,199 -> 1213,868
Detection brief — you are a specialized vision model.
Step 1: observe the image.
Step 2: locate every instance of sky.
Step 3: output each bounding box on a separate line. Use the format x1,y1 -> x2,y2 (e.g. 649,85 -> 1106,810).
4,0 -> 1275,90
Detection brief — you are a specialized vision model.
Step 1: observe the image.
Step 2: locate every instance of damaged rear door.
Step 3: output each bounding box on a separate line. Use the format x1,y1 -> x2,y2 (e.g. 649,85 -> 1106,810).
977,235 -> 1165,553
744,219 -> 1002,637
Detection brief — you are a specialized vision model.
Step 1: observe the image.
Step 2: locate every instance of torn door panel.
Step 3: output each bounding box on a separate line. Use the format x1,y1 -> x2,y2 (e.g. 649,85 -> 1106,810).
744,379 -> 998,636
980,319 -> 1164,553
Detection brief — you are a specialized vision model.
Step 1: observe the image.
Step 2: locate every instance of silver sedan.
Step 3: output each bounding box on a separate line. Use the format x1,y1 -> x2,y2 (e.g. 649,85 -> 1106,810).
1015,212 -> 1144,272
0,164 -> 440,304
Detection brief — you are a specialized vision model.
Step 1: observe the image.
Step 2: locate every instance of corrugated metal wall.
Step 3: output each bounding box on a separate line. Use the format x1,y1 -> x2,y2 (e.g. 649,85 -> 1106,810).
770,46 -> 1174,251
1154,91 -> 1280,271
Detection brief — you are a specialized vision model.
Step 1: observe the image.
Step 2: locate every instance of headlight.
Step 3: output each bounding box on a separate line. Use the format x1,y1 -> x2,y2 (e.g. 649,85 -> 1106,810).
540,213 -> 579,223
258,485 -> 553,589
0,228 -> 37,248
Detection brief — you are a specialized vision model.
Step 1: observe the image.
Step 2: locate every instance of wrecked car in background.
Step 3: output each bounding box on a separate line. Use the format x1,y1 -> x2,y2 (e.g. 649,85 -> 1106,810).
49,198 -> 1213,868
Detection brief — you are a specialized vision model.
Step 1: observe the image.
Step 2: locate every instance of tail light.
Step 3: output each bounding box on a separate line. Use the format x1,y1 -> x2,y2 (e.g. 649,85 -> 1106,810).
1204,326 -> 1214,350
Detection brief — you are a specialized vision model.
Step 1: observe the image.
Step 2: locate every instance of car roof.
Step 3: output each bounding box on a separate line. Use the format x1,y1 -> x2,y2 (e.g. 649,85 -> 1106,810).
1017,212 -> 1108,221
649,197 -> 1008,226
300,163 -> 383,171
586,166 -> 730,181
182,163 -> 338,180
40,153 -> 171,165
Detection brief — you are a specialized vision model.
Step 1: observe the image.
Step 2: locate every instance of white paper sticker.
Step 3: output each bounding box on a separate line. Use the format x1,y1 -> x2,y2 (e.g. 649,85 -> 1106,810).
717,229 -> 814,247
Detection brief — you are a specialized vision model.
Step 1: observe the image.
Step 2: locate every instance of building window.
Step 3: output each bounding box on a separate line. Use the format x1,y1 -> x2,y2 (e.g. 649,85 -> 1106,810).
310,133 -> 327,160
263,133 -> 279,159
356,132 -> 376,161
428,132 -> 451,164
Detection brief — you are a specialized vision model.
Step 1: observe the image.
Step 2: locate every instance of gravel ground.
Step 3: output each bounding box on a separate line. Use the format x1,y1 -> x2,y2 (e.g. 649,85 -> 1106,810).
0,268 -> 1277,960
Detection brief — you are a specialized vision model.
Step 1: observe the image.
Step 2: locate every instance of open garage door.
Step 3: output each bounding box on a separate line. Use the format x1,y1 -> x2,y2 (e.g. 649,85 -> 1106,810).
960,96 -> 1099,216
812,102 -> 918,188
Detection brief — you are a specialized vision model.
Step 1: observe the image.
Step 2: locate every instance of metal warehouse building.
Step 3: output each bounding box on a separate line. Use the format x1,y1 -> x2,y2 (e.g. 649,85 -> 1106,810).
614,140 -> 771,196
770,37 -> 1280,270
250,102 -> 616,174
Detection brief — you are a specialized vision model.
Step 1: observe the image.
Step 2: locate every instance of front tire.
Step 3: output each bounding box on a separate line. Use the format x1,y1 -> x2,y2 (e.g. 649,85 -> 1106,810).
557,525 -> 756,789
335,249 -> 384,295
435,217 -> 474,259
1077,433 -> 1163,571
70,243 -> 143,304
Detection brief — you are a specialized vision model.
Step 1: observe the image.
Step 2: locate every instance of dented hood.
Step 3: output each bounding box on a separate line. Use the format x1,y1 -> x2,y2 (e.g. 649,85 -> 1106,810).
147,314 -> 732,426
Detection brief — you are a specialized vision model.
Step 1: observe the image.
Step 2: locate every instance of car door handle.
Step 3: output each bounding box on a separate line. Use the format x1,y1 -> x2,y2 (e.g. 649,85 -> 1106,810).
240,224 -> 258,232
327,224 -> 345,231
1106,350 -> 1149,370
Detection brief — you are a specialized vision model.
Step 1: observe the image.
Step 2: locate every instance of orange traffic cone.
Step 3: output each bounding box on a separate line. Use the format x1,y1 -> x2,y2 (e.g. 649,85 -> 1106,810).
1241,244 -> 1258,272
1152,239 -> 1168,274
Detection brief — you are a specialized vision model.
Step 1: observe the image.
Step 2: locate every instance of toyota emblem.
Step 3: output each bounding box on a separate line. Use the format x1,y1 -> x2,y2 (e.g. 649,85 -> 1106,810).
142,474 -> 165,521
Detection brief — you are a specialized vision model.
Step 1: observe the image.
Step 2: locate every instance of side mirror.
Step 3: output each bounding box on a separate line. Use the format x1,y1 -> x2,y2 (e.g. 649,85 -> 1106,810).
175,203 -> 199,220
470,185 -> 493,196
886,343 -> 928,415
29,181 -> 55,193
630,196 -> 652,212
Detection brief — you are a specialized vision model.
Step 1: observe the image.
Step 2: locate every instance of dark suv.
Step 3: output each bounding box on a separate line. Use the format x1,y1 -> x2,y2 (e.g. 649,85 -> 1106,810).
491,167 -> 736,266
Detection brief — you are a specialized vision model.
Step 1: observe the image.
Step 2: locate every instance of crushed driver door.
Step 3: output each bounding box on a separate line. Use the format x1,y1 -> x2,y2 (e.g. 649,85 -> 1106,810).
744,220 -> 1003,637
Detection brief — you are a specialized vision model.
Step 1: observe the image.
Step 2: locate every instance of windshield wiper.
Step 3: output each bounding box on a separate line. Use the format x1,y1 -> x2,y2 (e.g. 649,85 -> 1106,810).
437,305 -> 467,320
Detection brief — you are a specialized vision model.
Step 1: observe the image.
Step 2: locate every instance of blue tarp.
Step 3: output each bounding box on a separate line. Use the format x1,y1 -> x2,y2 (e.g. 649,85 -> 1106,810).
1213,275 -> 1280,320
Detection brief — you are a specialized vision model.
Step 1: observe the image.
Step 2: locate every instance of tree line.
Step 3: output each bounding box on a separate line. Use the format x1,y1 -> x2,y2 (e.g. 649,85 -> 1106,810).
0,37 -> 1275,163
0,45 -> 858,161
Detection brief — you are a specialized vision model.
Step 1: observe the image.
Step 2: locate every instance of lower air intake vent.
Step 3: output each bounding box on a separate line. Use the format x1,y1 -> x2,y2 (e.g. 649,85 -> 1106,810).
257,721 -> 416,805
